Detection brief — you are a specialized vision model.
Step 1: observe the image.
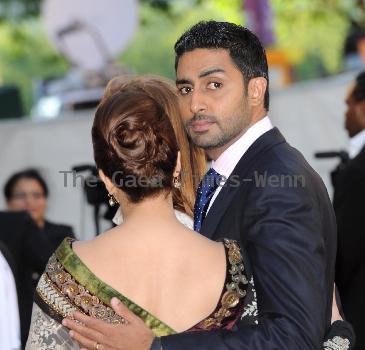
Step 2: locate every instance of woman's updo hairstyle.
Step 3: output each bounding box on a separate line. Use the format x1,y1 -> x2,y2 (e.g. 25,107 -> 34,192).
92,77 -> 179,203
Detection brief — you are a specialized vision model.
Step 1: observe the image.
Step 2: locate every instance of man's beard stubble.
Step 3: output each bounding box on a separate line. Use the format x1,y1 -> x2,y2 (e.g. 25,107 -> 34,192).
185,113 -> 251,150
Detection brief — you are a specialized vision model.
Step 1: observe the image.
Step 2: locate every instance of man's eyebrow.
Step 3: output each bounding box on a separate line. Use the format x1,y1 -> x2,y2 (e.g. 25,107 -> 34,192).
176,68 -> 226,85
199,68 -> 225,78
176,78 -> 192,85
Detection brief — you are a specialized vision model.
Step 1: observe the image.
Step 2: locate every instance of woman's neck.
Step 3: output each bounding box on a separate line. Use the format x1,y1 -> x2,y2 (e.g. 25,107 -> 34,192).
120,193 -> 177,224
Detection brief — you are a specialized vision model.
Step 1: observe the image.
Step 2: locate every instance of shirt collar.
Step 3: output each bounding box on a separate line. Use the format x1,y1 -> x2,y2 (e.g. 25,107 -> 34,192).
212,116 -> 273,179
349,128 -> 365,158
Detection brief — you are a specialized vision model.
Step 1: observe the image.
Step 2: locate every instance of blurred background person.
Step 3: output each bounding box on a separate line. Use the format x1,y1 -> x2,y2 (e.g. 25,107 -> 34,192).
0,211 -> 51,349
0,241 -> 21,350
3,169 -> 75,346
333,71 -> 365,349
344,25 -> 365,72
4,168 -> 75,251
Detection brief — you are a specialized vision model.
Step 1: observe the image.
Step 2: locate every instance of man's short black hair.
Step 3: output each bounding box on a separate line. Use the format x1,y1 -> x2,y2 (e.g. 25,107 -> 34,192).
4,168 -> 49,201
353,71 -> 365,102
174,21 -> 270,110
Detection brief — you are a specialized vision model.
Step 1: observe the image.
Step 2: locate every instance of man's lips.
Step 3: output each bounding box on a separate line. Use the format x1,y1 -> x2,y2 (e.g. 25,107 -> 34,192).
190,121 -> 214,132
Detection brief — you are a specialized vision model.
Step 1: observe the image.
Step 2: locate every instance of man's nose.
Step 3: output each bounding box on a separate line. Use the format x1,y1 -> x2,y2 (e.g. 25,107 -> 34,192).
24,197 -> 33,207
190,90 -> 208,115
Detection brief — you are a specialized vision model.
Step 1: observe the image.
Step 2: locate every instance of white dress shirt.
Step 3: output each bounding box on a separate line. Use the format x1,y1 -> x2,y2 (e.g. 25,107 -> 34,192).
207,116 -> 274,212
0,252 -> 20,350
349,129 -> 365,159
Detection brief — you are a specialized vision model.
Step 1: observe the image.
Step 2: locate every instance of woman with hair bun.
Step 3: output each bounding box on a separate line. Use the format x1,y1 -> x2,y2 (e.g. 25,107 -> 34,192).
26,76 -> 256,349
103,75 -> 206,227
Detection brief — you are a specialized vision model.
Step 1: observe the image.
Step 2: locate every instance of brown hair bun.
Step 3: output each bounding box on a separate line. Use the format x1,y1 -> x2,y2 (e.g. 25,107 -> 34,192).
92,88 -> 178,203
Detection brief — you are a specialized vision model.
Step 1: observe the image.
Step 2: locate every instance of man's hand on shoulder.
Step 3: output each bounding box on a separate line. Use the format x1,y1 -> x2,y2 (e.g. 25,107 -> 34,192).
62,297 -> 156,350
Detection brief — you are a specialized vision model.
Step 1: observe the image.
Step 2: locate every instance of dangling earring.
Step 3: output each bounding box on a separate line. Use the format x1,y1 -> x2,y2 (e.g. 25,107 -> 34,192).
173,175 -> 181,189
108,193 -> 119,207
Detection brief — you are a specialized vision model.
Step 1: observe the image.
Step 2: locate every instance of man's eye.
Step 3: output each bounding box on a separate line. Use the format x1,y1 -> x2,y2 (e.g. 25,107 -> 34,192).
179,86 -> 192,95
208,82 -> 222,90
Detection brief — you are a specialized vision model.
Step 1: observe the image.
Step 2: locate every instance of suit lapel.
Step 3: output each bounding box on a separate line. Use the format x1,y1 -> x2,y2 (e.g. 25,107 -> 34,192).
200,127 -> 286,239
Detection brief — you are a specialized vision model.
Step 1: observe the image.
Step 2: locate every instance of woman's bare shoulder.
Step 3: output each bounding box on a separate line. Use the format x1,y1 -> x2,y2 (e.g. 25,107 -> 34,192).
72,226 -> 121,260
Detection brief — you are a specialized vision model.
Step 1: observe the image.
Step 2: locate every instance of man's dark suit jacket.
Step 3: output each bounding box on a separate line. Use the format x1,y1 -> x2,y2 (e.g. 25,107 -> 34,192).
333,145 -> 365,350
0,211 -> 52,348
42,220 -> 74,252
161,128 -> 337,349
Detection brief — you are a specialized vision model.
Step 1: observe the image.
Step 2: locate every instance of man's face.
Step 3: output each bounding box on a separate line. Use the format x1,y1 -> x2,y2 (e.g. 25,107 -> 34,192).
176,49 -> 252,155
345,88 -> 365,138
7,178 -> 47,226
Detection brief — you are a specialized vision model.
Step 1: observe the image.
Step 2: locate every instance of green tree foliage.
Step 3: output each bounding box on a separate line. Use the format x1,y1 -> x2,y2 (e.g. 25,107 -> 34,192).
272,0 -> 356,74
0,0 -> 363,113
120,0 -> 361,79
0,0 -> 41,19
119,0 -> 242,78
0,19 -> 68,111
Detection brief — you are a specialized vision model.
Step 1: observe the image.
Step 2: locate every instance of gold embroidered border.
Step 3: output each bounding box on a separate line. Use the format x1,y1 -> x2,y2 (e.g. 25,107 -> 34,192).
37,254 -> 126,325
36,273 -> 79,319
202,239 -> 248,329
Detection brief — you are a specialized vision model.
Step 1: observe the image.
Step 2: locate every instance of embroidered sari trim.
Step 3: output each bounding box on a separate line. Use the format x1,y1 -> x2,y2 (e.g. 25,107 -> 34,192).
36,237 -> 176,337
35,237 -> 248,337
187,238 -> 248,331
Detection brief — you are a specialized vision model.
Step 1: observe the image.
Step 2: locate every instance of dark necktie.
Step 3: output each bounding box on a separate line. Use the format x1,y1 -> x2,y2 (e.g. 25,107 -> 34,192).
194,168 -> 222,232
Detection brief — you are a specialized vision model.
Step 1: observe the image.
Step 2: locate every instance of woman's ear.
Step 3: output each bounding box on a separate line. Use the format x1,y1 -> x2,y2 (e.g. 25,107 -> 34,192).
98,169 -> 115,194
173,151 -> 181,178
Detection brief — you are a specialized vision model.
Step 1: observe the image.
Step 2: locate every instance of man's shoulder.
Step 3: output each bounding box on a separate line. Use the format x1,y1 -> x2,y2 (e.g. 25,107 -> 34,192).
250,138 -> 316,179
238,139 -> 329,201
335,154 -> 365,194
44,221 -> 74,237
0,211 -> 35,233
0,210 -> 31,222
347,148 -> 365,171
238,127 -> 313,176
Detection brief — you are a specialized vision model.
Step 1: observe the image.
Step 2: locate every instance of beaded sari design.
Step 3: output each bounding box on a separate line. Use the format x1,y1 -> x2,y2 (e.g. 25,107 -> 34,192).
26,238 -> 257,349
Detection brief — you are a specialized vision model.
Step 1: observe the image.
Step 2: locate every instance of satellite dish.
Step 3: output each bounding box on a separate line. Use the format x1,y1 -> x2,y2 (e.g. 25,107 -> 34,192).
42,0 -> 138,71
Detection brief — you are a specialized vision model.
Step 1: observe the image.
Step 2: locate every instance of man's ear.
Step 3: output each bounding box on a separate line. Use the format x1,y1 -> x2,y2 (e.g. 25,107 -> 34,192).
248,77 -> 267,107
173,151 -> 181,178
357,100 -> 365,127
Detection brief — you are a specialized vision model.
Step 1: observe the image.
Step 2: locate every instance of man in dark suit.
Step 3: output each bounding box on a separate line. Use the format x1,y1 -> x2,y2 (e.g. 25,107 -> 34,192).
63,21 -> 354,350
157,21 -> 341,349
0,211 -> 52,348
41,220 -> 74,251
4,168 -> 74,252
333,72 -> 365,350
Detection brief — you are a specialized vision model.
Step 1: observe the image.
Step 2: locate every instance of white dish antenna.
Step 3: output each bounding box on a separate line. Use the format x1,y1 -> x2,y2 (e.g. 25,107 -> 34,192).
42,0 -> 138,71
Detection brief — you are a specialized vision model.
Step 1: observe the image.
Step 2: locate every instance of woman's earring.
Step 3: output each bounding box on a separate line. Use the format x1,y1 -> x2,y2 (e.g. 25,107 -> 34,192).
108,193 -> 119,207
173,176 -> 181,189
